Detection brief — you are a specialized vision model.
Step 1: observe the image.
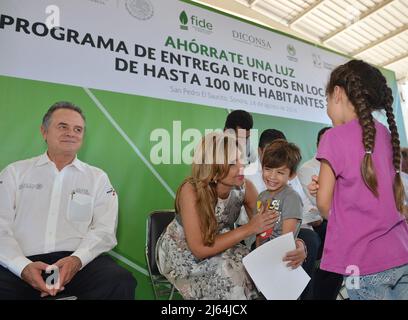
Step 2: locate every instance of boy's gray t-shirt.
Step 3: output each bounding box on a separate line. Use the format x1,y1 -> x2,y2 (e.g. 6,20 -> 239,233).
256,185 -> 303,240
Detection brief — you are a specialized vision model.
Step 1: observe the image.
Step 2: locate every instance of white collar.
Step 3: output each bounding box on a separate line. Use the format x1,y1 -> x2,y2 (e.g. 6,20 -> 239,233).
35,152 -> 85,172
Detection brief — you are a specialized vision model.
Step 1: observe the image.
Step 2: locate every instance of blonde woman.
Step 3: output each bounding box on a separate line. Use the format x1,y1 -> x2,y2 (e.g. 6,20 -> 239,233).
156,132 -> 306,299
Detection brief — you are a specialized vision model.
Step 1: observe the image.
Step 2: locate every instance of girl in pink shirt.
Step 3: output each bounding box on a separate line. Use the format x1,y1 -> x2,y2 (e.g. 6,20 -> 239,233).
309,60 -> 408,300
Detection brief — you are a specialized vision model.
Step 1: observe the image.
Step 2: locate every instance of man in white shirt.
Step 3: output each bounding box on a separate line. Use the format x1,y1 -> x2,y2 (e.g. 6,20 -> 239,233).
297,157 -> 320,205
297,127 -> 331,208
0,102 -> 136,299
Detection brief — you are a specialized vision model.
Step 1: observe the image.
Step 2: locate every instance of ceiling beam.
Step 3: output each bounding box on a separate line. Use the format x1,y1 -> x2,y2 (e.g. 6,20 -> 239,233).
289,0 -> 326,26
397,75 -> 407,83
382,52 -> 408,67
252,4 -> 290,26
352,25 -> 408,56
290,24 -> 324,43
248,0 -> 260,6
191,0 -> 320,42
322,0 -> 395,43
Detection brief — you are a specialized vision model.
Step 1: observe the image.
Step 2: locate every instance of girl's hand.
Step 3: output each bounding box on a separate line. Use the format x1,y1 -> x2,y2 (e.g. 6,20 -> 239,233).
283,239 -> 307,269
249,202 -> 280,235
308,175 -> 319,198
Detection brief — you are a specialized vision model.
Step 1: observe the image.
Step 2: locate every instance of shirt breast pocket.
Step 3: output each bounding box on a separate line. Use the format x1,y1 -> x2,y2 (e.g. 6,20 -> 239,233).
67,193 -> 94,224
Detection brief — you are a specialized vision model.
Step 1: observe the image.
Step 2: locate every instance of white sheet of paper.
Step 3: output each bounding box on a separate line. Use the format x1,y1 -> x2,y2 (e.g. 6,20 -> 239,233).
243,232 -> 311,300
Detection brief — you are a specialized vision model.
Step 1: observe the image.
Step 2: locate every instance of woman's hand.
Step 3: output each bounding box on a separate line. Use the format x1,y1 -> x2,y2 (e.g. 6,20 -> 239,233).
249,202 -> 280,235
283,239 -> 307,269
308,175 -> 319,198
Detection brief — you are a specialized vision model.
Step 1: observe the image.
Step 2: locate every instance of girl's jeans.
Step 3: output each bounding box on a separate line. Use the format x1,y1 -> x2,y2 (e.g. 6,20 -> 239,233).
346,263 -> 408,300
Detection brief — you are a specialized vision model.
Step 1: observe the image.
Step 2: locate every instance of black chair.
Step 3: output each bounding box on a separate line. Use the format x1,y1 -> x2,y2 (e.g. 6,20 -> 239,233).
145,210 -> 177,300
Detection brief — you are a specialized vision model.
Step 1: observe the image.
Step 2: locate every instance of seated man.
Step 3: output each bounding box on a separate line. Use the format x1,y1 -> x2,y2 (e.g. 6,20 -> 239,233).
0,102 -> 136,299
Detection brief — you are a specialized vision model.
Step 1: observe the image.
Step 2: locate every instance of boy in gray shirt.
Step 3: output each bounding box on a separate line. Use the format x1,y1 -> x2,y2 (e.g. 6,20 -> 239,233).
256,139 -> 303,246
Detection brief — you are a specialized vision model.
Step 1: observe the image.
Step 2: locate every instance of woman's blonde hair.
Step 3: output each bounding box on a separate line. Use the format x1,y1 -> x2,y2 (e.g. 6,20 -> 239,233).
175,132 -> 241,246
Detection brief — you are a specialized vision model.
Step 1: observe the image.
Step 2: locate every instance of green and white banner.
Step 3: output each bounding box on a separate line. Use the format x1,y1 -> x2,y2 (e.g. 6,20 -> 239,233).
0,0 -> 348,124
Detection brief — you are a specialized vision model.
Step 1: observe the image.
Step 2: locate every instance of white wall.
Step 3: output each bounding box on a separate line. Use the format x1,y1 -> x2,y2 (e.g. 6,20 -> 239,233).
399,82 -> 408,146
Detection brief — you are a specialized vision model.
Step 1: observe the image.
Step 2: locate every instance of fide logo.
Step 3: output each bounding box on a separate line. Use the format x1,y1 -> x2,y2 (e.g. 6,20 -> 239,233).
180,11 -> 188,30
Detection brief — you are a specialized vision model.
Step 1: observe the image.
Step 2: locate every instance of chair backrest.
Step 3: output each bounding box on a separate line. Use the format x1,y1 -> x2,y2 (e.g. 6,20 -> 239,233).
146,210 -> 176,275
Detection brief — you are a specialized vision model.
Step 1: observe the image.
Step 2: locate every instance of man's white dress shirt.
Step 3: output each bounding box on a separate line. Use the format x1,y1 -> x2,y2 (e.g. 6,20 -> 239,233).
0,153 -> 118,277
297,157 -> 321,206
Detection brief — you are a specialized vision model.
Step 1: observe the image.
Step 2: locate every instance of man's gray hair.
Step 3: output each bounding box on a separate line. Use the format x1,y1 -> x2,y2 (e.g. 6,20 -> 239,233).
42,101 -> 86,129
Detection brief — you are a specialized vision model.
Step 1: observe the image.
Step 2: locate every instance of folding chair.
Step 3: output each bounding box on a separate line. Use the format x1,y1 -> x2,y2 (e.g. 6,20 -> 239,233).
145,210 -> 177,300
337,280 -> 349,300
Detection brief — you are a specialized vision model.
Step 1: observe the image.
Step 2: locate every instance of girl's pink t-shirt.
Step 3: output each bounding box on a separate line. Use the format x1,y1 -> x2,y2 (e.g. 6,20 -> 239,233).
317,119 -> 408,275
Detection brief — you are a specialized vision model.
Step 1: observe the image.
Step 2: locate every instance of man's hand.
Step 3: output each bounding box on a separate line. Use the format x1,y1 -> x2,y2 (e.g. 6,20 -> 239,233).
21,261 -> 56,297
309,219 -> 323,228
282,239 -> 307,269
54,256 -> 82,288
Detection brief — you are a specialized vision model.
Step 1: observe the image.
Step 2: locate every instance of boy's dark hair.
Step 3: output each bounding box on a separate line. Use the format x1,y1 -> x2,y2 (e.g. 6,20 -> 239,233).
224,110 -> 253,131
317,127 -> 331,146
259,129 -> 287,149
261,139 -> 302,175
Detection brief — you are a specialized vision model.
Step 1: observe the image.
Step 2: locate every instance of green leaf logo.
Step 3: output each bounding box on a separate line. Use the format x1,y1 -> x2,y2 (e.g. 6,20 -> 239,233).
179,11 -> 188,25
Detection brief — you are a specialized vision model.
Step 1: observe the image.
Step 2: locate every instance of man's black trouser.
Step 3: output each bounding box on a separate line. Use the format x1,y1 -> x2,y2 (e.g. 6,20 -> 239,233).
312,220 -> 344,300
0,251 -> 136,300
298,228 -> 320,299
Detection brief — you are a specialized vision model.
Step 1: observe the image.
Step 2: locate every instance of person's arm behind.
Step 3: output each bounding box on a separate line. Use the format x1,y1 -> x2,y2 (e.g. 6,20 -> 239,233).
316,160 -> 336,219
0,166 -> 55,296
0,167 -> 34,276
243,179 -> 258,220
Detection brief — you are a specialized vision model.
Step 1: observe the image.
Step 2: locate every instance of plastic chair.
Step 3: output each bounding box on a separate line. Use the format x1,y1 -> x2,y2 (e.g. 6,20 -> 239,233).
145,210 -> 176,300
